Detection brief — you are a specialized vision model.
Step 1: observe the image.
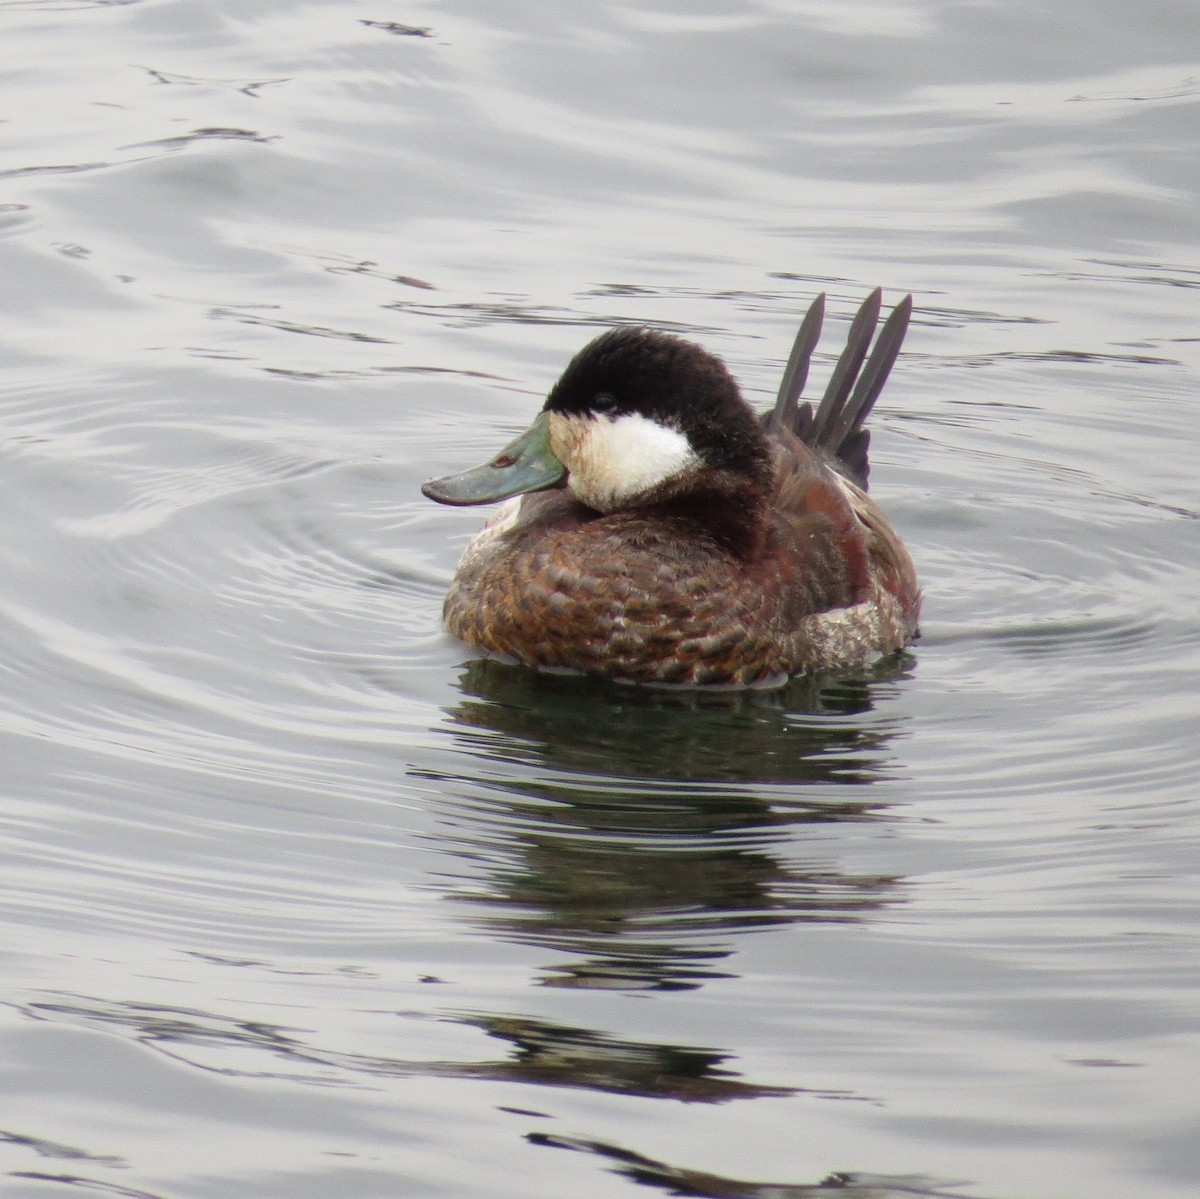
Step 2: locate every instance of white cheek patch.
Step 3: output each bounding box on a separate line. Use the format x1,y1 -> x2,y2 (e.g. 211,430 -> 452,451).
550,411 -> 699,512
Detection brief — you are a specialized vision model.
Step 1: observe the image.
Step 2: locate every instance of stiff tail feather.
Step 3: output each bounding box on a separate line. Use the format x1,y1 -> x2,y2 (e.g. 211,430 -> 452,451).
761,288 -> 912,490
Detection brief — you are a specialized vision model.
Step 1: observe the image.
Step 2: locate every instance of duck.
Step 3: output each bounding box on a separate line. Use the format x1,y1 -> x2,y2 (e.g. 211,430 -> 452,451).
422,288 -> 920,688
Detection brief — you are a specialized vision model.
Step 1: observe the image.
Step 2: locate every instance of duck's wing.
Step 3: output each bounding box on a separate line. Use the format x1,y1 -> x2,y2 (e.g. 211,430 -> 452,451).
761,289 -> 912,490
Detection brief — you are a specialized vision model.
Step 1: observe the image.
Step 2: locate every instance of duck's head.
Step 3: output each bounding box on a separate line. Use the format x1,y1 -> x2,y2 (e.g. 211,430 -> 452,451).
422,327 -> 773,514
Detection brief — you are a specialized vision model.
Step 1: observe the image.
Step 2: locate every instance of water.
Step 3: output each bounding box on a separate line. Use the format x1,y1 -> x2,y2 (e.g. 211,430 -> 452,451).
1,1 -> 1198,1197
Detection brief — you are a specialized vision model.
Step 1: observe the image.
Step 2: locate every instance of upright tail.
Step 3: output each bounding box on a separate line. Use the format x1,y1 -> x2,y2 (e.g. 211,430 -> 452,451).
761,288 -> 912,491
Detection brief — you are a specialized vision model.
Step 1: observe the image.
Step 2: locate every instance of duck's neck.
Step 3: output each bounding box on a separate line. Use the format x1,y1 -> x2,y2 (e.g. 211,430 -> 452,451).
652,475 -> 770,559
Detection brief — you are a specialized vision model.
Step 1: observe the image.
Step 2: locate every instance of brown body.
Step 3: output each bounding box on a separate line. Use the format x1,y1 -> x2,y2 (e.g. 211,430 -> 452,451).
443,433 -> 919,687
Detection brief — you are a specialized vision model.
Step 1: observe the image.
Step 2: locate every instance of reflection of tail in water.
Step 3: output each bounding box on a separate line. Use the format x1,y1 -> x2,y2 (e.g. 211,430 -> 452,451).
428,657 -> 914,991
529,1134 -> 978,1199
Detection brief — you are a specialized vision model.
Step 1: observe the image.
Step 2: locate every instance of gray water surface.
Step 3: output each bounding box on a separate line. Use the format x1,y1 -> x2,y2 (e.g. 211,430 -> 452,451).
1,2 -> 1198,1198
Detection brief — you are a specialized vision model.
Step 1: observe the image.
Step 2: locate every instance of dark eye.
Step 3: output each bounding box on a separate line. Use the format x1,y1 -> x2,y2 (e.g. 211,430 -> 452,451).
592,391 -> 618,413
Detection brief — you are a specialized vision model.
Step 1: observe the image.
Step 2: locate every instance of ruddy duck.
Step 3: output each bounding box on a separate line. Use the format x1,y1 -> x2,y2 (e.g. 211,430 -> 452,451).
423,289 -> 919,688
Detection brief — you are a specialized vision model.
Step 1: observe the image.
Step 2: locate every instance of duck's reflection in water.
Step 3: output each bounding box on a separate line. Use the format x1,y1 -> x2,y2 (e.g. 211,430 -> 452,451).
427,656 -> 915,993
